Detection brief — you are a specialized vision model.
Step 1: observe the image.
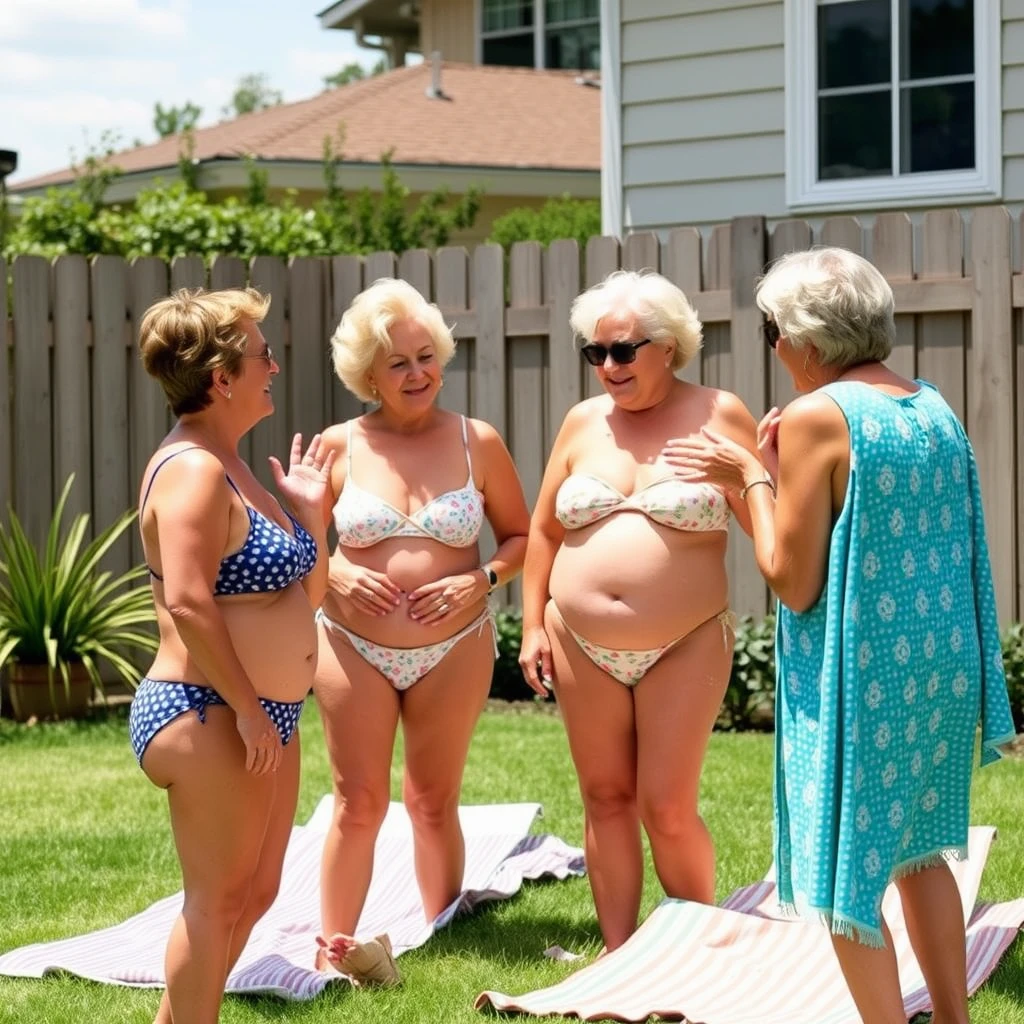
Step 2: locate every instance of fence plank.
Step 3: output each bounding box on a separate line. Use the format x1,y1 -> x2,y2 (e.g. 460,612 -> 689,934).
52,255 -> 92,524
365,251 -> 397,284
546,239 -> 583,440
622,232 -> 660,273
663,227 -> 704,384
819,216 -> 864,253
288,258 -> 328,454
90,256 -> 131,577
729,216 -> 770,616
170,256 -> 206,291
208,256 -> 251,463
969,207 -> 1017,622
767,219 -> 811,410
436,247 -> 471,415
249,257 -> 292,485
328,255 -> 366,424
702,224 -> 731,390
398,249 -> 432,298
0,257 -> 8,515
583,236 -> 620,397
872,213 -> 916,380
917,210 -> 966,425
472,244 -> 506,428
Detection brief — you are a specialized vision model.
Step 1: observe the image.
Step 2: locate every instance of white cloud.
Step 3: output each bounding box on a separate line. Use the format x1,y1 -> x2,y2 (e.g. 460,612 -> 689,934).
0,0 -> 187,42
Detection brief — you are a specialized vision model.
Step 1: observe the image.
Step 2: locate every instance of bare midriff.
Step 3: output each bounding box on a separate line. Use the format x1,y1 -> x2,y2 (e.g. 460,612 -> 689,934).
549,513 -> 729,648
148,582 -> 317,703
321,537 -> 488,647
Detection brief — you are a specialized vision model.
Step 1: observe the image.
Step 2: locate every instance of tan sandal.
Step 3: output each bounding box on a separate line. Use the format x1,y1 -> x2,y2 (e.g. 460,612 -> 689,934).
324,934 -> 401,988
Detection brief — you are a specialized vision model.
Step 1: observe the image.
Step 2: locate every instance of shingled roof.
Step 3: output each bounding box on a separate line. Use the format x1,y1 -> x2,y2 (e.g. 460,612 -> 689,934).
12,61 -> 601,191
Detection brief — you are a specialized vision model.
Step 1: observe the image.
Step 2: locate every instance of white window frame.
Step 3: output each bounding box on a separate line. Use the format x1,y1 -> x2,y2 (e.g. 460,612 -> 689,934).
477,0 -> 598,70
785,0 -> 1001,209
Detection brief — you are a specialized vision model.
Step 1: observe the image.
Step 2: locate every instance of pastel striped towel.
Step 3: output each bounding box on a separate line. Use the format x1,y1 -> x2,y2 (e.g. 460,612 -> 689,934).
477,826 -> 1024,1023
0,797 -> 584,1000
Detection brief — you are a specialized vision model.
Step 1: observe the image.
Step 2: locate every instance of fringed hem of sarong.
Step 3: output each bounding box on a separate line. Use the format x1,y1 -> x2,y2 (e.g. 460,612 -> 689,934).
981,730 -> 1020,766
889,844 -> 968,882
776,898 -> 887,949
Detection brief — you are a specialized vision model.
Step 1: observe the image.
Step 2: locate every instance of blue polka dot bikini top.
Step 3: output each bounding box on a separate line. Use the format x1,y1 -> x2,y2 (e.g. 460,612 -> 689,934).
141,446 -> 318,596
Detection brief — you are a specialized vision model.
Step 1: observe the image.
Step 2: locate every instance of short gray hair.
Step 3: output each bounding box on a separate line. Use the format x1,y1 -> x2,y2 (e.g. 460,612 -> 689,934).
756,247 -> 895,370
330,278 -> 456,402
569,270 -> 703,371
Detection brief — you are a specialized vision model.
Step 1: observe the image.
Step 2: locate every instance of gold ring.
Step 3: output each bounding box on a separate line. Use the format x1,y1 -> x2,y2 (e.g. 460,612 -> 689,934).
440,602 -> 449,613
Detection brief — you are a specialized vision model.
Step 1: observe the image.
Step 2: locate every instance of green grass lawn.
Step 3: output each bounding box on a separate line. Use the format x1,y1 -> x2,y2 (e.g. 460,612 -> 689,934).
0,701 -> 1021,1024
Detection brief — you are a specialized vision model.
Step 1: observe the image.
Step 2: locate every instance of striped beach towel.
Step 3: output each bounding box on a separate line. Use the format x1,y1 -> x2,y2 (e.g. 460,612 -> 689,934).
0,797 -> 584,1000
477,826 -> 1024,1023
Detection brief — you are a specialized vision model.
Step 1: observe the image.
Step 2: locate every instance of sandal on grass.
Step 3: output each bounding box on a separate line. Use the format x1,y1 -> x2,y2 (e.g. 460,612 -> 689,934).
316,933 -> 402,988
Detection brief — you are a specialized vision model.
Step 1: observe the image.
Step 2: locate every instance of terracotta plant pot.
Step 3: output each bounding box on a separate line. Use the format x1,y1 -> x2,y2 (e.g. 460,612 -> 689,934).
7,662 -> 93,722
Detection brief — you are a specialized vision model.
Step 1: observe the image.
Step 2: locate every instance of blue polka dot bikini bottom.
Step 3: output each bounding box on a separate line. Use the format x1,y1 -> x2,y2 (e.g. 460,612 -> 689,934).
128,677 -> 304,765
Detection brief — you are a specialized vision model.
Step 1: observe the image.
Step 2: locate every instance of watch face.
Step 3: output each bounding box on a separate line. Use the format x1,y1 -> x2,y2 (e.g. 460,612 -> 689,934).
486,567 -> 498,586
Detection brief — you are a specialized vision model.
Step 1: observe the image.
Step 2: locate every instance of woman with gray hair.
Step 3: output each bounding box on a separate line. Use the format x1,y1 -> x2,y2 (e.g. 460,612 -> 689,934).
519,269 -> 758,952
663,247 -> 1015,1023
313,278 -> 529,980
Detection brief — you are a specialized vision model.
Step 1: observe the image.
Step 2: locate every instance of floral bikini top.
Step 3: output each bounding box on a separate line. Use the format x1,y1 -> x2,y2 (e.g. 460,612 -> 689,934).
555,473 -> 730,532
141,446 -> 318,596
332,416 -> 485,549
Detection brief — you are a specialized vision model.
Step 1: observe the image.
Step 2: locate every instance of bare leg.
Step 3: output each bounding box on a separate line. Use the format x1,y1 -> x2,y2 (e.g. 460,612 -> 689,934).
143,707 -> 279,1024
831,918 -> 908,1024
545,602 -> 642,952
896,863 -> 969,1024
401,624 -> 494,921
634,613 -> 731,905
314,622 -> 400,938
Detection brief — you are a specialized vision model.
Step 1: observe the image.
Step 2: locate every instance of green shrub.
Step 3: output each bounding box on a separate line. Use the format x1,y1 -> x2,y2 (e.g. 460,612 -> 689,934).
1002,622 -> 1024,732
487,195 -> 601,251
719,614 -> 777,731
491,606 -> 538,702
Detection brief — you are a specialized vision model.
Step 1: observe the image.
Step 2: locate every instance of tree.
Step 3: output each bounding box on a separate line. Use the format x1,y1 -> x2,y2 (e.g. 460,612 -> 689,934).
223,73 -> 282,118
323,57 -> 389,89
153,101 -> 202,138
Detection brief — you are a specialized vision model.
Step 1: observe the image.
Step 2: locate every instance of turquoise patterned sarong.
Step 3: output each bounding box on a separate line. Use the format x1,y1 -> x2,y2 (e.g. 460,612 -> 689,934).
774,380 -> 1015,946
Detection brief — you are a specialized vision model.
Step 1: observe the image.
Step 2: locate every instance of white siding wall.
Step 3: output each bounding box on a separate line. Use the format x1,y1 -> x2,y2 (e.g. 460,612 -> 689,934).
1003,0 -> 1024,200
620,0 -> 786,231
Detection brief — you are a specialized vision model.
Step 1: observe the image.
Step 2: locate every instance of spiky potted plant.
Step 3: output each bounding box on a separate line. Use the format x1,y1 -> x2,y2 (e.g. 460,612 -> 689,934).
0,475 -> 158,721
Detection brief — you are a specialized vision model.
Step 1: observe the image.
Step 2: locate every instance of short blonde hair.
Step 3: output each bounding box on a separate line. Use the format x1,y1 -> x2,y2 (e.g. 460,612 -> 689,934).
756,248 -> 895,370
331,278 -> 456,402
569,270 -> 703,371
139,287 -> 270,415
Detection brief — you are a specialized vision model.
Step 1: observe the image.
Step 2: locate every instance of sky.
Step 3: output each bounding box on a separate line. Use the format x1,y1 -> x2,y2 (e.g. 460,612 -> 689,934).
1,0 -> 385,183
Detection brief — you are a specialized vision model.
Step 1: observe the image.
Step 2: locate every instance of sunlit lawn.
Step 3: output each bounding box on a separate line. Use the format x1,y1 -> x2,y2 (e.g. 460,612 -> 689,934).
0,701 -> 1021,1023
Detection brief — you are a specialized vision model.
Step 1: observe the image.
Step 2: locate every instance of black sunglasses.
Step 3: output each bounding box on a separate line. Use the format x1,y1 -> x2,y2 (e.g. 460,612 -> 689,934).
763,319 -> 781,350
580,339 -> 652,367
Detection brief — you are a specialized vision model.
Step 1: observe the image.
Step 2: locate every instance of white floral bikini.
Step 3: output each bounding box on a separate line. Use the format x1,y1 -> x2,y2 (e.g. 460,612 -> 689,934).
317,417 -> 496,690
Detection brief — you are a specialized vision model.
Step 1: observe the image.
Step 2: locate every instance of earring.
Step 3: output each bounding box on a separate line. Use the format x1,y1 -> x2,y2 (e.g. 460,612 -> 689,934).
226,390 -> 232,399
439,377 -> 445,389
369,381 -> 379,400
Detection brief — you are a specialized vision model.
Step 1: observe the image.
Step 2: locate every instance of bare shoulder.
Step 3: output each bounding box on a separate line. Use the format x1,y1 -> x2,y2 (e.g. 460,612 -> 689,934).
141,445 -> 229,510
781,391 -> 847,435
320,419 -> 355,455
703,386 -> 756,427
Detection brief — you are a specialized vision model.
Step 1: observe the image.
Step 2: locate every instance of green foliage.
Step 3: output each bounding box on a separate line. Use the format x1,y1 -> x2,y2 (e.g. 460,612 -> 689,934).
488,194 -> 602,250
153,100 -> 202,138
224,72 -> 282,118
4,140 -> 482,261
323,58 -> 388,88
0,476 -> 158,696
1002,623 -> 1024,731
491,606 -> 537,702
720,614 -> 777,732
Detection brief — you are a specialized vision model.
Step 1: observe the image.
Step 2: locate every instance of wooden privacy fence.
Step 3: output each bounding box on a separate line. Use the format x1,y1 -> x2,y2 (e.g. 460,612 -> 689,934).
1,208 -> 1020,621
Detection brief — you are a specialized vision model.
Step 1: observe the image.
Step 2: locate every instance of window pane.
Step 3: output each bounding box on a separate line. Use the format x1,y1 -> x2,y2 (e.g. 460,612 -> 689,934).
546,22 -> 600,70
818,91 -> 892,179
546,0 -> 599,24
818,0 -> 891,89
901,0 -> 973,81
483,0 -> 533,34
483,33 -> 535,67
901,82 -> 975,171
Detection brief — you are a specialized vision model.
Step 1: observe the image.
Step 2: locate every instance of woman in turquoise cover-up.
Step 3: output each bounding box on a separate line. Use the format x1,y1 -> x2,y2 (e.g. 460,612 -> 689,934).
662,247 -> 1015,1024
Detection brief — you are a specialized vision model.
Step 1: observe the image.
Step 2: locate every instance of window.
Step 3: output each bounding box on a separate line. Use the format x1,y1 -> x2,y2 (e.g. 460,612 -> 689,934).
480,0 -> 599,71
785,0 -> 1000,208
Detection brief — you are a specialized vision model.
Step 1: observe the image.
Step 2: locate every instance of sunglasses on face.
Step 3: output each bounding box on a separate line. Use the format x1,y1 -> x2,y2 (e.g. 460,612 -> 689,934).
763,319 -> 781,350
580,338 -> 652,366
243,345 -> 274,366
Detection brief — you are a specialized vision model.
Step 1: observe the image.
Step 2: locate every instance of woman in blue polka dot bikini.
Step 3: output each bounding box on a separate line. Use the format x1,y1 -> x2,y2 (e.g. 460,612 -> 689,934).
663,248 -> 1015,1024
130,287 -> 334,1024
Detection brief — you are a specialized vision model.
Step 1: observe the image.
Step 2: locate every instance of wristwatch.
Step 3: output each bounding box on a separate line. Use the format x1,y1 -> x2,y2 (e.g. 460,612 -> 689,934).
480,563 -> 499,591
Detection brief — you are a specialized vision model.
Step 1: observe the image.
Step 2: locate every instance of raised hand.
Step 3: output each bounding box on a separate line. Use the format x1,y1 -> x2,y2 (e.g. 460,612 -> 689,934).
270,433 -> 337,518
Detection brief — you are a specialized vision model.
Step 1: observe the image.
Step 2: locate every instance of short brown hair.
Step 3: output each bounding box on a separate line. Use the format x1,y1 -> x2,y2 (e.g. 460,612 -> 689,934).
139,287 -> 271,415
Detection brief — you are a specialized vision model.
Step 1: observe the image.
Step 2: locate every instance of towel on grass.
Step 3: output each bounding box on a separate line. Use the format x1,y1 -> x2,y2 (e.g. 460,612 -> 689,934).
0,797 -> 584,1001
477,826 -> 1024,1023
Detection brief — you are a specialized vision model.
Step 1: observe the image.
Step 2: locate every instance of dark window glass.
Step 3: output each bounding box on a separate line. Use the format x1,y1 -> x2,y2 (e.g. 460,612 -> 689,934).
818,0 -> 891,89
902,0 -> 973,80
901,82 -> 975,171
482,0 -> 533,33
546,22 -> 600,70
818,91 -> 892,179
546,0 -> 599,23
483,33 -> 535,67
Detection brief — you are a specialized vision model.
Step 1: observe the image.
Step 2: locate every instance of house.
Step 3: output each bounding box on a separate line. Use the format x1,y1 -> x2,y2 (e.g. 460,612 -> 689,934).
598,0 -> 1009,236
9,60 -> 600,246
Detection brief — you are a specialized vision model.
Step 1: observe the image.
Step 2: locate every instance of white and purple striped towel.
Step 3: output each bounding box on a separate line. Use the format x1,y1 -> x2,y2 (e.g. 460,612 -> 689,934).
477,826 -> 1024,1023
0,798 -> 584,1000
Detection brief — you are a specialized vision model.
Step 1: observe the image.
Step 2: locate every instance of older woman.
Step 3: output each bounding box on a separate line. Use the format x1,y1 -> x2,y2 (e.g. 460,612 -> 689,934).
132,287 -> 332,1024
314,278 -> 530,976
518,269 -> 757,952
663,247 -> 1016,1024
